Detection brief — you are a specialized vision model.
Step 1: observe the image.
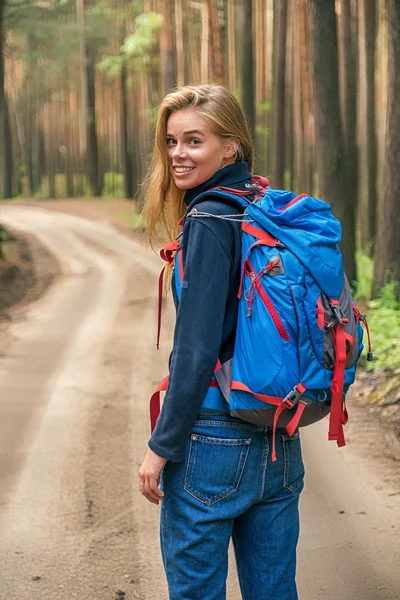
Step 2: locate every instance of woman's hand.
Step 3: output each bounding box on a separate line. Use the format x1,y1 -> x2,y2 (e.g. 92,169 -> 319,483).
138,448 -> 167,505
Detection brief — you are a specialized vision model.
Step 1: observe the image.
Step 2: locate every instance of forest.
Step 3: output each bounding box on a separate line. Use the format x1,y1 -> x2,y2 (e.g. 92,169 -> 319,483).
0,0 -> 399,370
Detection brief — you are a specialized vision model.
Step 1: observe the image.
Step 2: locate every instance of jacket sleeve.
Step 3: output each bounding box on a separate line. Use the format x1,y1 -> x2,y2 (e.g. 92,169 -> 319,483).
148,217 -> 234,462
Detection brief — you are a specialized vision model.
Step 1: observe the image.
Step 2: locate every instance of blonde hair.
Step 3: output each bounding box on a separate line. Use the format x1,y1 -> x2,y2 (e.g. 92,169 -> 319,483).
141,84 -> 254,248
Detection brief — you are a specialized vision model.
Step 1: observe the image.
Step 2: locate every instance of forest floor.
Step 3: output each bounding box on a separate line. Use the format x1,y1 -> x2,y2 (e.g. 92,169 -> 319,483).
0,200 -> 399,599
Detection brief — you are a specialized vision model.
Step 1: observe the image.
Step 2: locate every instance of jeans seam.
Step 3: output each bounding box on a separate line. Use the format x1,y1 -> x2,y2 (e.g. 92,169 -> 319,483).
283,437 -> 304,494
257,431 -> 269,502
195,420 -> 266,431
191,437 -> 252,446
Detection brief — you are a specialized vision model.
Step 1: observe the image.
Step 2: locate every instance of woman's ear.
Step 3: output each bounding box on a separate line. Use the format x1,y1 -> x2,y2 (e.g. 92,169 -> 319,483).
223,139 -> 239,159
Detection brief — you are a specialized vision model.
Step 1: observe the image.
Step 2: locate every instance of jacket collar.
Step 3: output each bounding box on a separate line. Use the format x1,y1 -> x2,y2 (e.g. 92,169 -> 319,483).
184,162 -> 251,206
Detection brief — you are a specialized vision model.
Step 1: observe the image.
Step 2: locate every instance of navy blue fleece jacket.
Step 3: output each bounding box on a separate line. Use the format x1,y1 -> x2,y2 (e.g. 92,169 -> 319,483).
149,162 -> 253,462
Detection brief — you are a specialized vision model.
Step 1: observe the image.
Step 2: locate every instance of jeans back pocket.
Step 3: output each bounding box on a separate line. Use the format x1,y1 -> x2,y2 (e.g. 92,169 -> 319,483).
184,433 -> 251,506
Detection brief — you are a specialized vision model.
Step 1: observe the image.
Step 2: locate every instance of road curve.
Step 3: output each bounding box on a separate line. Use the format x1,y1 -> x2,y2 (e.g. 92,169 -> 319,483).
0,205 -> 398,600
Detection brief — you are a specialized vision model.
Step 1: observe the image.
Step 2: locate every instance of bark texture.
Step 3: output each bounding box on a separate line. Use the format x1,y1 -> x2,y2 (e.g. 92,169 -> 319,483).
372,0 -> 400,298
308,0 -> 355,282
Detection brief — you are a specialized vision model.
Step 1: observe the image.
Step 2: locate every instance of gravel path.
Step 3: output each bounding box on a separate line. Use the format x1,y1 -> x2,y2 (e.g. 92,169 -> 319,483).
0,205 -> 398,600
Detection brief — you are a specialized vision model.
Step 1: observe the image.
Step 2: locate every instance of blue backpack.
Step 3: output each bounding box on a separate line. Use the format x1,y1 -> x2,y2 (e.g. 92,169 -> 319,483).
152,177 -> 372,461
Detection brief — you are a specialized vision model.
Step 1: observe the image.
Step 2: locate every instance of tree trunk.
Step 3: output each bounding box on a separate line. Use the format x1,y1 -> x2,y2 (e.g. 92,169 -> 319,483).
76,0 -> 88,157
372,0 -> 400,298
242,0 -> 255,136
175,0 -> 184,86
210,0 -> 223,84
308,0 -> 355,282
271,0 -> 288,188
227,0 -> 236,90
160,0 -> 175,93
86,41 -> 102,196
120,62 -> 134,198
298,0 -> 313,193
337,0 -> 358,281
358,0 -> 378,252
0,11 -> 13,199
201,1 -> 210,82
76,0 -> 102,196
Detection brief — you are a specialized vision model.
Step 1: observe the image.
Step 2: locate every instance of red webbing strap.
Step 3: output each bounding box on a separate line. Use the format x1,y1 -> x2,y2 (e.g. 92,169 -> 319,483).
271,384 -> 307,461
230,381 -> 283,406
285,402 -> 308,436
271,402 -> 289,462
157,265 -> 169,349
328,323 -> 347,447
157,241 -> 181,349
254,278 -> 290,341
242,221 -> 278,244
160,240 -> 180,263
178,246 -> 184,282
150,375 -> 169,432
150,376 -> 219,432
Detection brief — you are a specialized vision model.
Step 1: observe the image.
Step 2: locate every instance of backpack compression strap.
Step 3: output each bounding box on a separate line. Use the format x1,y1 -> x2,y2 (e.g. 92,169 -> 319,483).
229,381 -> 307,462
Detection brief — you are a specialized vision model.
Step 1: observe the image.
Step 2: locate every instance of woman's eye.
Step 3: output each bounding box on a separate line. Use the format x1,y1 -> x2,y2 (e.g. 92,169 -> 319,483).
166,138 -> 176,147
189,138 -> 200,145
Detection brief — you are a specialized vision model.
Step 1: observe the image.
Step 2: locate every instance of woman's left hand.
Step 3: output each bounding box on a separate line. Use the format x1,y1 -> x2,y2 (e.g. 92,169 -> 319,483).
138,448 -> 167,505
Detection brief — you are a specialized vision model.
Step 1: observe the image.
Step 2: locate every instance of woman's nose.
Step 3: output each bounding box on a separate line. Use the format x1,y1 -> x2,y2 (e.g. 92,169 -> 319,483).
171,143 -> 188,160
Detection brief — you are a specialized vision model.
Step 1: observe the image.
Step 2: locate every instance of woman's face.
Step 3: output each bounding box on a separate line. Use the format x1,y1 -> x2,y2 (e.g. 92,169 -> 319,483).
166,108 -> 236,190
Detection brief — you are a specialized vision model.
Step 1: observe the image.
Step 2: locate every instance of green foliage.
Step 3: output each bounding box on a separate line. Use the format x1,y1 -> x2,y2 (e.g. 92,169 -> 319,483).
258,100 -> 272,113
98,11 -> 162,75
119,211 -> 146,229
354,249 -> 374,302
103,172 -> 124,198
255,125 -> 269,138
122,13 -> 163,57
354,250 -> 400,373
360,299 -> 400,373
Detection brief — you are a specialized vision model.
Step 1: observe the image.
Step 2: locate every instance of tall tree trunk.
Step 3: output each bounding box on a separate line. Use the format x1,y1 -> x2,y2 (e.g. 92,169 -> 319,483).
227,0 -> 236,90
337,0 -> 358,281
76,0 -> 102,196
0,59 -> 13,199
308,0 -> 355,282
76,0 -> 88,157
210,0 -> 223,84
372,0 -> 400,298
358,0 -> 378,252
160,0 -> 175,93
298,0 -> 313,192
65,87 -> 74,197
292,0 -> 303,191
45,104 -> 56,198
201,1 -> 210,82
175,0 -> 184,86
242,0 -> 255,136
271,0 -> 288,187
86,39 -> 102,196
0,11 -> 13,199
120,62 -> 134,198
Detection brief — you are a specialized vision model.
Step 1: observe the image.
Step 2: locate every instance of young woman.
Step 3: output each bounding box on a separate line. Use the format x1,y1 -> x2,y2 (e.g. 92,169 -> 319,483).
138,84 -> 304,600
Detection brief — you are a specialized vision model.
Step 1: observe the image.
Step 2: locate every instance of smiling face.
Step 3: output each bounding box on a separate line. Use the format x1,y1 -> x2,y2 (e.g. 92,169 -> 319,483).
166,108 -> 237,190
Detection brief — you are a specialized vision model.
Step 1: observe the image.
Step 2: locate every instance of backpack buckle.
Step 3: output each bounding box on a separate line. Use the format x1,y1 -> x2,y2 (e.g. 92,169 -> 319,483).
329,300 -> 348,325
283,385 -> 306,409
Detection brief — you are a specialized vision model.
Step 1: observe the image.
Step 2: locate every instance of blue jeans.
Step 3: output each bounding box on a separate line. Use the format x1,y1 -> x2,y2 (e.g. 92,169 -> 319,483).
160,414 -> 304,600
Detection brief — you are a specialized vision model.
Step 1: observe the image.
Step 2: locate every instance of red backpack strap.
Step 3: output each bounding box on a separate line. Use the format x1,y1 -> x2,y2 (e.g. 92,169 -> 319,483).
328,299 -> 349,448
150,376 -> 169,431
157,239 -> 182,349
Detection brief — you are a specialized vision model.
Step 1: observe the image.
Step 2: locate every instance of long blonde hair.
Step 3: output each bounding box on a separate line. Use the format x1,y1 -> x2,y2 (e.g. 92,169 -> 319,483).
141,84 -> 254,248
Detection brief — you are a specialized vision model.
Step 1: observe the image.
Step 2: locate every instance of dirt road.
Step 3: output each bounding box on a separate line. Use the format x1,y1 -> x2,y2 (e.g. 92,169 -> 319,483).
0,205 -> 399,600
